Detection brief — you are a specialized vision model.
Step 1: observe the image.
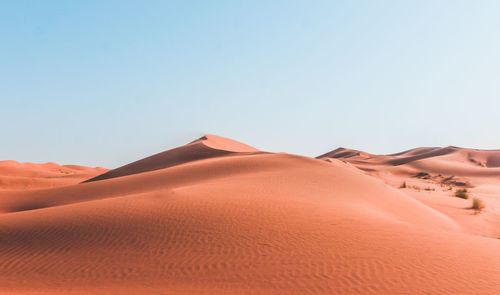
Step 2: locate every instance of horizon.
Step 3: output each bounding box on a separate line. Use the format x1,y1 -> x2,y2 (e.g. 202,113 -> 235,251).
2,1 -> 500,167
5,132 -> 500,169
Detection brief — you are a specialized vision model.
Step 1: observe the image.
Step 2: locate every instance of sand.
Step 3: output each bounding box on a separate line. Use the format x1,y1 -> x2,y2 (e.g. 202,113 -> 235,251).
0,136 -> 499,294
319,145 -> 500,240
0,161 -> 106,190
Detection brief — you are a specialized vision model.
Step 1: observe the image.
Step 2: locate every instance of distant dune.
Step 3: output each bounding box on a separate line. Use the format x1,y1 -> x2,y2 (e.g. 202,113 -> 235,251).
0,161 -> 106,190
319,145 -> 500,239
0,136 -> 499,294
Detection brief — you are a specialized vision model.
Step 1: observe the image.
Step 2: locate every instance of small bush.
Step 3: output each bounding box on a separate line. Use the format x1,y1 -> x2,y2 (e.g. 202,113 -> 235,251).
399,181 -> 407,189
471,197 -> 485,214
455,189 -> 469,199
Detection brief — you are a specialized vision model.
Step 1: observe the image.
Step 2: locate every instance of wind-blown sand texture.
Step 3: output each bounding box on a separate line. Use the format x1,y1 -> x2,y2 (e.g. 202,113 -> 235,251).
1,136 -> 499,294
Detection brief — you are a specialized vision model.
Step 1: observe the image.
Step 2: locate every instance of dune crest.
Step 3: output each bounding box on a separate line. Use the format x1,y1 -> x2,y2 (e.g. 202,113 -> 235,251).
190,134 -> 259,153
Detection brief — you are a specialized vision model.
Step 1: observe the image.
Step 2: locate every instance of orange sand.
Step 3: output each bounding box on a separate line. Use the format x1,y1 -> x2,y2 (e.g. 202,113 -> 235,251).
0,161 -> 106,190
0,136 -> 499,294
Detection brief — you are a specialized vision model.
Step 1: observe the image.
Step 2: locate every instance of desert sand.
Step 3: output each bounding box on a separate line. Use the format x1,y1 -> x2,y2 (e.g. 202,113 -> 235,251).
0,135 -> 499,294
0,161 -> 106,190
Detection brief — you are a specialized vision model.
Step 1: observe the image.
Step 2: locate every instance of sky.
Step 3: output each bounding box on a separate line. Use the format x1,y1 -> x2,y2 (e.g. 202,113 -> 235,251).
1,0 -> 500,168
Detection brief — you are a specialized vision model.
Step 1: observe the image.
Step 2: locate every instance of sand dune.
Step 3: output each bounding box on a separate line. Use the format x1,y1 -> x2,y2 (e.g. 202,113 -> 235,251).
319,145 -> 500,239
84,134 -> 260,182
0,161 -> 106,190
318,145 -> 500,180
0,137 -> 499,294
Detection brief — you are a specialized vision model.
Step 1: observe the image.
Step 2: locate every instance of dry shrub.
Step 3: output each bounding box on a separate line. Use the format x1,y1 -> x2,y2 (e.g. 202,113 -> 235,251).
455,189 -> 469,199
471,197 -> 485,214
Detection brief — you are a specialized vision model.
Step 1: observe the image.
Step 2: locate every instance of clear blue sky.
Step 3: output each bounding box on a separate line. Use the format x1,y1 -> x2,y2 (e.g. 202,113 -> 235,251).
1,1 -> 500,167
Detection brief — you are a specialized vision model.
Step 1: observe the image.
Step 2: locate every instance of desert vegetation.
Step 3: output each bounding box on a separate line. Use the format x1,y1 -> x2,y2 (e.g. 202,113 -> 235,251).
470,197 -> 485,214
399,182 -> 435,192
455,189 -> 469,199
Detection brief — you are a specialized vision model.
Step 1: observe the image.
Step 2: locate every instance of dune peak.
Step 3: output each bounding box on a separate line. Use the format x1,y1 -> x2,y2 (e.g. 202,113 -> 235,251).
191,134 -> 259,153
84,134 -> 259,182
